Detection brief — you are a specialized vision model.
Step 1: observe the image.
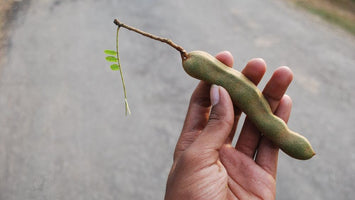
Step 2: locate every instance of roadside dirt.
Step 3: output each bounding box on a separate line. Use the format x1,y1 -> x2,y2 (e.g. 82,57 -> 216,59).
290,0 -> 355,35
0,0 -> 30,63
0,0 -> 15,59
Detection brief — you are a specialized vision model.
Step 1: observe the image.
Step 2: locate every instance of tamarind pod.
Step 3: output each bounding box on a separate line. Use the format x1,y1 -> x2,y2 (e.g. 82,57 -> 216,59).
182,51 -> 315,160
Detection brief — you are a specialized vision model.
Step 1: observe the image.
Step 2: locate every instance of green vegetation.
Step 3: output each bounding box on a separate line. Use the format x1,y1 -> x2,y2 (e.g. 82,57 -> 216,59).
293,0 -> 355,35
0,0 -> 16,56
104,27 -> 131,115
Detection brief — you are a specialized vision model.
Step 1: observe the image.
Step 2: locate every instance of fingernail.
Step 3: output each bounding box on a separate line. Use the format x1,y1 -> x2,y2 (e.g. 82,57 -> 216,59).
210,84 -> 220,106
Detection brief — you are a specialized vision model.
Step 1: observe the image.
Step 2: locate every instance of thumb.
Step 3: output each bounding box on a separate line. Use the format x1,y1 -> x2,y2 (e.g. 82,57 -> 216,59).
193,85 -> 235,151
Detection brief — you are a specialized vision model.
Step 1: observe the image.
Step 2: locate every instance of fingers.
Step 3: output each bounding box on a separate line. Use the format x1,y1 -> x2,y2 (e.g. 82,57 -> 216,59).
235,66 -> 293,157
262,66 -> 294,112
215,51 -> 237,144
227,58 -> 267,143
181,81 -> 211,133
174,51 -> 233,160
241,58 -> 267,85
215,51 -> 234,67
190,86 -> 235,152
255,95 -> 292,178
173,81 -> 210,160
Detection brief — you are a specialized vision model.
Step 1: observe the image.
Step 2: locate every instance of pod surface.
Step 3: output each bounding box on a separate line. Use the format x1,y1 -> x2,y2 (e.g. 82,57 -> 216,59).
182,51 -> 315,160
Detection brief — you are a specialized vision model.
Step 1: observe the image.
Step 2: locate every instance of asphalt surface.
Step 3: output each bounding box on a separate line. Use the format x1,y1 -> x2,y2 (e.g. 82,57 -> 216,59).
0,0 -> 354,199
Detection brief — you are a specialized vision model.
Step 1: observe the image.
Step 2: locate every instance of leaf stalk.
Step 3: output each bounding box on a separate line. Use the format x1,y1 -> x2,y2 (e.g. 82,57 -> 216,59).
116,26 -> 131,115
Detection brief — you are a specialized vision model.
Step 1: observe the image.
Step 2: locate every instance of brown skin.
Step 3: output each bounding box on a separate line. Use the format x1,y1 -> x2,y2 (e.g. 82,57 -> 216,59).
165,51 -> 293,200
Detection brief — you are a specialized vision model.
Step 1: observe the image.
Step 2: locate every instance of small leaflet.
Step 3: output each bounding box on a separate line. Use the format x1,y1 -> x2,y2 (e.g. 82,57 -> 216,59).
105,56 -> 118,62
110,64 -> 120,71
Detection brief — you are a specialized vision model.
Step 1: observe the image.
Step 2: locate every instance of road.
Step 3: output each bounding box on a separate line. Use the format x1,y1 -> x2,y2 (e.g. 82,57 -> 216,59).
0,0 -> 354,199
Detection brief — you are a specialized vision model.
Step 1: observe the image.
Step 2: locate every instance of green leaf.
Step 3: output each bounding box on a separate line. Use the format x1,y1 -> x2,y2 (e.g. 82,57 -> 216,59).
104,50 -> 117,55
105,56 -> 118,62
110,64 -> 120,71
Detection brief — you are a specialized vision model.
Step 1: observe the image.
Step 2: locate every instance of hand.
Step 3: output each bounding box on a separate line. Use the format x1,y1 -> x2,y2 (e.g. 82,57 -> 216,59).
165,51 -> 293,200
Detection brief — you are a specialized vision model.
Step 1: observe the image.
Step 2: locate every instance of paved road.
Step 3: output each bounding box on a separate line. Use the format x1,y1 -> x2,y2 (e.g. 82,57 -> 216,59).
1,0 -> 354,199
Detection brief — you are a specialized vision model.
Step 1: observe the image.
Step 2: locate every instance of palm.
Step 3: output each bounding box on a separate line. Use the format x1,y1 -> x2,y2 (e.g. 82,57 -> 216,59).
220,148 -> 276,200
166,133 -> 276,200
204,156 -> 276,200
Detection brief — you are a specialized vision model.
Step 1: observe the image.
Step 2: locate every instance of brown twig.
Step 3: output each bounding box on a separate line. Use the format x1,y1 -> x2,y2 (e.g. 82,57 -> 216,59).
113,19 -> 188,59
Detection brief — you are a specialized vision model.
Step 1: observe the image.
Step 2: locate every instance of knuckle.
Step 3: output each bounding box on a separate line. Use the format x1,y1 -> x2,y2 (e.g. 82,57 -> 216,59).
208,112 -> 234,128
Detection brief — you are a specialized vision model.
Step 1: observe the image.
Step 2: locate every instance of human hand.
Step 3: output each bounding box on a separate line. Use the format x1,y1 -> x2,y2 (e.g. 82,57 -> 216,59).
165,51 -> 293,200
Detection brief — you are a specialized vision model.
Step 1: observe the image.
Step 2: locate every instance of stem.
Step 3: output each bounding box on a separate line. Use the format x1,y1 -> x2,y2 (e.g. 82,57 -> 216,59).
116,26 -> 131,115
114,19 -> 188,60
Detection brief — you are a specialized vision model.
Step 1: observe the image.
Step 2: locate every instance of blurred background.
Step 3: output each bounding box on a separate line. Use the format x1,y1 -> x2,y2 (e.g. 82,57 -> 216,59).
0,0 -> 354,199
